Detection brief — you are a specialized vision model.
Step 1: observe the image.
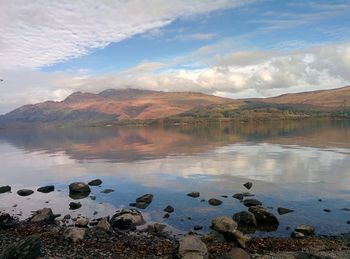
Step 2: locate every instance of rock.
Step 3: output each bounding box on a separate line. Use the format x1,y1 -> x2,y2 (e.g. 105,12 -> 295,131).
212,216 -> 238,234
37,185 -> 54,193
90,195 -> 96,200
17,189 -> 34,196
129,202 -> 136,207
218,247 -> 251,259
179,235 -> 208,259
278,207 -> 294,215
136,194 -> 153,203
147,223 -> 166,234
110,209 -> 145,230
243,182 -> 253,190
0,185 -> 11,194
164,205 -> 174,213
248,206 -> 279,231
291,230 -> 305,238
63,214 -> 71,220
75,218 -> 89,227
88,179 -> 102,186
30,208 -> 58,223
242,192 -> 255,197
69,202 -> 81,210
243,199 -> 262,207
233,211 -> 257,227
205,230 -> 226,242
69,182 -> 91,194
100,189 -> 114,194
96,217 -> 111,232
221,195 -> 228,198
233,230 -> 251,248
194,225 -> 203,230
208,198 -> 222,206
187,192 -> 200,198
163,213 -> 170,218
64,227 -> 86,243
341,208 -> 350,211
324,209 -> 331,212
294,225 -> 315,236
233,193 -> 244,200
0,235 -> 41,259
0,213 -> 18,229
347,220 -> 350,224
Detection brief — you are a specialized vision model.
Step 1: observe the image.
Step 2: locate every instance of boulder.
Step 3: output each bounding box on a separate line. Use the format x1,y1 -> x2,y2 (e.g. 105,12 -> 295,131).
0,185 -> 11,194
110,209 -> 145,230
179,235 -> 208,259
277,207 -> 294,215
243,182 -> 253,190
37,185 -> 54,193
69,202 -> 82,210
248,206 -> 279,231
0,235 -> 41,259
218,248 -> 251,259
243,199 -> 262,207
212,216 -> 238,234
187,192 -> 200,198
30,208 -> 59,223
96,217 -> 111,232
69,182 -> 91,194
88,179 -> 102,186
75,218 -> 89,228
64,227 -> 86,242
208,198 -> 223,206
164,205 -> 174,213
17,189 -> 34,196
233,211 -> 257,228
294,225 -> 315,236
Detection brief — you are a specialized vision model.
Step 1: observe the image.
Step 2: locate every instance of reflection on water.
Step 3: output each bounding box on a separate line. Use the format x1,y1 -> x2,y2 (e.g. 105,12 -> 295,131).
0,119 -> 350,237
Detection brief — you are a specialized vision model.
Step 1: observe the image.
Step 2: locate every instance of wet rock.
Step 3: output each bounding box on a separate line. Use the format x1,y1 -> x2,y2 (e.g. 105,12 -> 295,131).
96,217 -> 111,232
233,211 -> 257,228
63,214 -> 71,220
291,230 -> 305,239
100,189 -> 114,194
164,205 -> 174,213
88,179 -> 102,186
30,208 -> 59,223
89,195 -> 96,200
69,182 -> 91,194
69,202 -> 82,210
341,208 -> 350,211
129,203 -> 136,207
110,208 -> 145,230
243,182 -> 253,190
294,225 -> 315,236
0,235 -> 41,259
242,192 -> 255,197
17,189 -> 34,196
163,213 -> 170,218
233,193 -> 244,200
347,221 -> 350,224
136,193 -> 153,203
212,216 -> 238,234
324,209 -> 331,212
248,206 -> 279,231
208,198 -> 223,206
218,247 -> 251,259
221,195 -> 228,198
179,235 -> 208,259
75,218 -> 89,228
37,185 -> 54,193
277,207 -> 294,215
0,185 -> 11,194
64,227 -> 86,242
147,223 -> 166,234
187,192 -> 200,198
0,213 -> 18,229
243,199 -> 262,207
194,225 -> 203,230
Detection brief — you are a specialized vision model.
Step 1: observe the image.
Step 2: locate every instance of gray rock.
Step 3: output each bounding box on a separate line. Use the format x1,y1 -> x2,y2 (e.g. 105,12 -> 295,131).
208,198 -> 222,206
69,182 -> 91,194
96,217 -> 111,232
0,185 -> 11,194
37,185 -> 54,193
64,227 -> 86,242
110,208 -> 145,230
324,209 -> 331,213
90,195 -> 96,200
212,216 -> 238,234
88,179 -> 102,186
243,182 -> 253,190
294,225 -> 315,236
179,235 -> 208,259
218,247 -> 251,259
0,235 -> 41,259
277,207 -> 294,215
233,211 -> 257,227
100,189 -> 114,194
30,208 -> 58,223
17,189 -> 34,196
243,199 -> 262,207
164,205 -> 174,213
248,206 -> 279,231
187,192 -> 200,198
69,202 -> 81,210
291,230 -> 305,239
232,193 -> 244,200
136,193 -> 153,203
147,223 -> 166,233
75,218 -> 89,227
63,214 -> 71,220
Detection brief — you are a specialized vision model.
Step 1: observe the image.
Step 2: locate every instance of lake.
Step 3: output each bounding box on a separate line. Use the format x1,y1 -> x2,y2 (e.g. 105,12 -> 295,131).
1,119 -> 350,237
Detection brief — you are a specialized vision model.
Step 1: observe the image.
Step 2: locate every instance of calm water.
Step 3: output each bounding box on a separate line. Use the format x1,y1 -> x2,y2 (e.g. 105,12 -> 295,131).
1,120 -> 350,237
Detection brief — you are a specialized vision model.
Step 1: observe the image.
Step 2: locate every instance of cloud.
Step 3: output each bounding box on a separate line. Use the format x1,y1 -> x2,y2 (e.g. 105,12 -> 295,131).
0,0 -> 250,70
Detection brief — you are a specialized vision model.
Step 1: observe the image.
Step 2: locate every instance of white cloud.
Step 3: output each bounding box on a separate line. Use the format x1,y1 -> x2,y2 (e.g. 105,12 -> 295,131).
0,0 -> 249,70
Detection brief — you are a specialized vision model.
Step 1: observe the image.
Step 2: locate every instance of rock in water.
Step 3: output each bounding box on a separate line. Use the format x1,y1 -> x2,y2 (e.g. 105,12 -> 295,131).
277,207 -> 294,215
212,216 -> 238,234
37,185 -> 54,193
0,185 -> 11,194
179,235 -> 208,259
194,225 -> 203,230
208,198 -> 223,206
69,182 -> 91,194
218,248 -> 251,259
88,179 -> 102,186
233,211 -> 257,227
243,182 -> 253,190
248,206 -> 279,231
164,205 -> 174,213
17,189 -> 34,196
243,199 -> 262,207
69,202 -> 82,210
187,192 -> 200,198
110,209 -> 145,230
64,227 -> 86,243
294,225 -> 315,236
0,235 -> 41,259
147,223 -> 166,234
136,194 -> 153,203
100,189 -> 114,194
30,208 -> 58,223
232,193 -> 244,200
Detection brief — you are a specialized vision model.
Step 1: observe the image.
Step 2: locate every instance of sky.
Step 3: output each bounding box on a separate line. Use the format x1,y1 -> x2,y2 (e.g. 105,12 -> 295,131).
0,0 -> 350,114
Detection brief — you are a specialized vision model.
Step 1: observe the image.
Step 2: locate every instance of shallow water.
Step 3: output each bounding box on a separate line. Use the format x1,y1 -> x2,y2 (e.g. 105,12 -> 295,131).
0,119 -> 350,237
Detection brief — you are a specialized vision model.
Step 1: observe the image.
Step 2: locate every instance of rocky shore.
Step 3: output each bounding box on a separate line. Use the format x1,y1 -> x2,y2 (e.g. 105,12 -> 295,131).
1,181 -> 350,258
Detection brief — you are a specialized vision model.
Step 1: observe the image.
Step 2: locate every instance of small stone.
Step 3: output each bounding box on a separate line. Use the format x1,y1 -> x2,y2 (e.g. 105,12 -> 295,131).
324,209 -> 331,212
243,199 -> 262,207
233,193 -> 244,200
221,195 -> 228,198
291,230 -> 305,238
346,221 -> 350,224
294,225 -> 315,236
194,225 -> 203,230
64,227 -> 86,242
277,207 -> 294,215
100,189 -> 114,194
90,195 -> 96,200
63,214 -> 71,220
69,182 -> 91,194
187,192 -> 200,198
75,218 -> 89,227
17,189 -> 34,196
96,217 -> 111,232
341,208 -> 350,211
136,194 -> 153,203
164,205 -> 174,213
208,198 -> 222,206
243,182 -> 253,190
163,213 -> 170,218
88,179 -> 103,186
69,202 -> 82,210
37,185 -> 54,193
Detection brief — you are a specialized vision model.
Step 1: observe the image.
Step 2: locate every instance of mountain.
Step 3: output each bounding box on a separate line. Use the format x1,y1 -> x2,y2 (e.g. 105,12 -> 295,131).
0,86 -> 349,127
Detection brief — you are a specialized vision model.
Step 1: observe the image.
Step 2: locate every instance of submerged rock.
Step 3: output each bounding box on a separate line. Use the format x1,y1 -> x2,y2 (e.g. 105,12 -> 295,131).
110,209 -> 145,230
233,211 -> 257,228
277,207 -> 294,215
248,206 -> 279,231
69,182 -> 91,194
100,189 -> 114,194
187,192 -> 200,198
37,185 -> 54,193
17,189 -> 34,196
88,179 -> 102,186
208,198 -> 223,206
69,202 -> 82,210
0,185 -> 11,194
243,182 -> 253,190
179,235 -> 208,259
0,235 -> 41,259
136,194 -> 153,203
194,225 -> 203,230
164,205 -> 174,213
232,193 -> 244,200
243,199 -> 262,207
